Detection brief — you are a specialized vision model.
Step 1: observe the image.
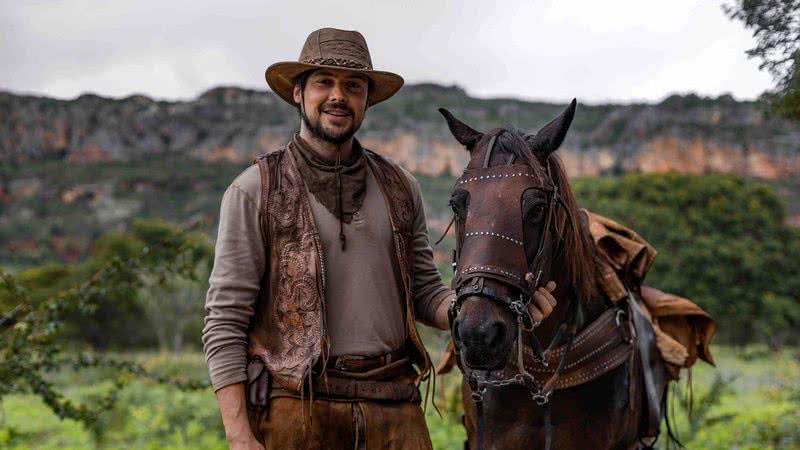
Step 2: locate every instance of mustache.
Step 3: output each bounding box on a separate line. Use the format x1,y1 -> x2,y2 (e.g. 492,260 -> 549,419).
319,103 -> 354,116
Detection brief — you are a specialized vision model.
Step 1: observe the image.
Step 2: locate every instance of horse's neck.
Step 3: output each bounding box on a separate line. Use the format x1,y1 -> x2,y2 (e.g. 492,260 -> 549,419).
538,270 -> 604,343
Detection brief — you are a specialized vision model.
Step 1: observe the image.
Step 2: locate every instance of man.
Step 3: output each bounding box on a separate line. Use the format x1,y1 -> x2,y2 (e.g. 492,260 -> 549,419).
202,28 -> 557,450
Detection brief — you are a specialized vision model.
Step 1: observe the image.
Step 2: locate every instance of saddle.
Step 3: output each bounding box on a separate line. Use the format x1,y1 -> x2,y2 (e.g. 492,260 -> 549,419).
583,209 -> 715,374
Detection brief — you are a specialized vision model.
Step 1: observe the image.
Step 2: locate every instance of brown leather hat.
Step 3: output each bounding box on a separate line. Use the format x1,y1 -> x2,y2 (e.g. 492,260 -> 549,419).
265,28 -> 404,107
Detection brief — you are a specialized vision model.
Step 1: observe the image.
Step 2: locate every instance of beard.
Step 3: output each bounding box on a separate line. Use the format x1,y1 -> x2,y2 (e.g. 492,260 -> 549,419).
301,102 -> 362,145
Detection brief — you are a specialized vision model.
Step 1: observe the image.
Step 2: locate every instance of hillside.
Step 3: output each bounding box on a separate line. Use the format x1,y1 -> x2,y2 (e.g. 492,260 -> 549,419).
2,84 -> 799,178
2,84 -> 799,266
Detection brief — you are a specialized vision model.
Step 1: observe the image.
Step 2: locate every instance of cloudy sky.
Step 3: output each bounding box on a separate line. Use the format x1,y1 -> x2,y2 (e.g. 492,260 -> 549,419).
1,0 -> 772,104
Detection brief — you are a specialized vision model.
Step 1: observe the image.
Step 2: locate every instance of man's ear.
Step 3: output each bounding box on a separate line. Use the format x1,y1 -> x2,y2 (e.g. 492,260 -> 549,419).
292,83 -> 302,106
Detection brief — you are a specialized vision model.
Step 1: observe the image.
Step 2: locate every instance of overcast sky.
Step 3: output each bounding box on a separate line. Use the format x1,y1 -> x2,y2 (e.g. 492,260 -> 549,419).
0,0 -> 773,104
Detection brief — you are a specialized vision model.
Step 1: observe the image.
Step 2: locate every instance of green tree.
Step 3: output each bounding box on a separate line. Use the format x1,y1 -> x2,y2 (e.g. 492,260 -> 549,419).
137,259 -> 211,353
0,218 -> 216,350
724,0 -> 800,120
0,220 -> 210,436
575,173 -> 800,346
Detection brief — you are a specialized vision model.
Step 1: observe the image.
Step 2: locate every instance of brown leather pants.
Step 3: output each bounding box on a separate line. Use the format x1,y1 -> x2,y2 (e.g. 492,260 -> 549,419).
247,396 -> 433,450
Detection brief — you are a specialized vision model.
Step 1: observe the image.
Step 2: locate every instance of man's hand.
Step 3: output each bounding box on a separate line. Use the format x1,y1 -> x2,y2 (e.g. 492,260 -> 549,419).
215,383 -> 265,450
528,281 -> 557,323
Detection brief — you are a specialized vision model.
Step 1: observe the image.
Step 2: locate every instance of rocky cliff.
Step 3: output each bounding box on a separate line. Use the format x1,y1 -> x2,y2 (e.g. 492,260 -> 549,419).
2,84 -> 799,180
3,84 -> 800,266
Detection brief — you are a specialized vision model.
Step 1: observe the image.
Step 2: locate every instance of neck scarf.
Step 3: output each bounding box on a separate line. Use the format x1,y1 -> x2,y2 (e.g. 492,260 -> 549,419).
290,133 -> 368,249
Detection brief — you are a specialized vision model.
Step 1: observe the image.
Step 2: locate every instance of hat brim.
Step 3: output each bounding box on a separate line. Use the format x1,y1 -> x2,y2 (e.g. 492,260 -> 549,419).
265,61 -> 404,107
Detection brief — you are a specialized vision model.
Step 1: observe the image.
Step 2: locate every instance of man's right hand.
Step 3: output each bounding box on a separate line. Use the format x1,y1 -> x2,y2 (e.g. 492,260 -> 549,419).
215,383 -> 265,450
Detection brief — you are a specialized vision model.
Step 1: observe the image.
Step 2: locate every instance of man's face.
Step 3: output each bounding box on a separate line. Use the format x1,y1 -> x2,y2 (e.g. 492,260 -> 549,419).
293,68 -> 369,145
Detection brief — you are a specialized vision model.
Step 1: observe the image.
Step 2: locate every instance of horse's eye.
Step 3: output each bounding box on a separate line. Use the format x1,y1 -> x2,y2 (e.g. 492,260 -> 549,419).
449,190 -> 469,220
522,193 -> 546,223
448,199 -> 458,212
526,204 -> 546,222
449,199 -> 466,219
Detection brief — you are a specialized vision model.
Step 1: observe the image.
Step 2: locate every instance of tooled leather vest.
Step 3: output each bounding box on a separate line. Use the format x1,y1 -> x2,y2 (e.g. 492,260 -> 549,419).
247,145 -> 431,392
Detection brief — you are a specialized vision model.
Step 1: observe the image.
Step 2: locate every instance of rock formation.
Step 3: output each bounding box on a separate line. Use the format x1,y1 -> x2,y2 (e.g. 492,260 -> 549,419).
2,85 -> 799,180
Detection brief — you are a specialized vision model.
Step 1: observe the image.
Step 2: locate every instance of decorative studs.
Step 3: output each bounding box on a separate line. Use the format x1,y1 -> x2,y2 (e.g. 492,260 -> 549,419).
462,265 -> 521,280
465,231 -> 523,246
457,172 -> 535,184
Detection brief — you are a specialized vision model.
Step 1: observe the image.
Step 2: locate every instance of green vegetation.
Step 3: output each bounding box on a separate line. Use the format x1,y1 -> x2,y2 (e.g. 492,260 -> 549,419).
2,169 -> 799,446
572,173 -> 800,346
0,219 -> 212,437
724,0 -> 800,121
665,346 -> 800,449
0,353 -> 222,450
1,218 -> 213,349
0,347 -> 796,449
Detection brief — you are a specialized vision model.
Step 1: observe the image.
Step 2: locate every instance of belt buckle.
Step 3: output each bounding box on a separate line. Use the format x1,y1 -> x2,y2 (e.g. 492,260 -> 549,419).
335,355 -> 366,372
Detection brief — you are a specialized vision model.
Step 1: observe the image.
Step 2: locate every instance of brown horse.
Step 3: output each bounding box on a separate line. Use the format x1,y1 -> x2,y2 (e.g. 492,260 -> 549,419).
440,101 -> 668,450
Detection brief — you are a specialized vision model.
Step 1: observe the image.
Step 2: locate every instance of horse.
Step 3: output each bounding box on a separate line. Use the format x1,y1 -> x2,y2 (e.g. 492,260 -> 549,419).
439,101 -> 668,450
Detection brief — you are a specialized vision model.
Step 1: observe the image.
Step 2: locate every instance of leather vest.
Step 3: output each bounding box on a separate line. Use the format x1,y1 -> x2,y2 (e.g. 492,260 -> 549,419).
247,146 -> 431,392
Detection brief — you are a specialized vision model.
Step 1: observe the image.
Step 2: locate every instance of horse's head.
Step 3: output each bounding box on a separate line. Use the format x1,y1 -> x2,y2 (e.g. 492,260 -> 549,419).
441,100 -> 595,371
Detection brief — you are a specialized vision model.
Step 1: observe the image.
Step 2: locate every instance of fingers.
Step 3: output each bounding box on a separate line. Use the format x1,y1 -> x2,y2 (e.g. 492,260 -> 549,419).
528,281 -> 558,323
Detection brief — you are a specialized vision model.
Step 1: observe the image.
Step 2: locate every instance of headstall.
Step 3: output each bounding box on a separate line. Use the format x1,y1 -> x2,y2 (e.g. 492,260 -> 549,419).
447,135 -> 581,450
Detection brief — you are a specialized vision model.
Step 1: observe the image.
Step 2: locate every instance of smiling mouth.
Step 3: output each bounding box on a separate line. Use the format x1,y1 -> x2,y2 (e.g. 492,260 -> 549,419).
323,109 -> 352,118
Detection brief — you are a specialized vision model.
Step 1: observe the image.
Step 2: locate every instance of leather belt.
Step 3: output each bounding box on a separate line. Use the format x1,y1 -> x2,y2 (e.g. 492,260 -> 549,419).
251,346 -> 420,404
270,355 -> 421,403
322,345 -> 409,373
294,377 -> 421,403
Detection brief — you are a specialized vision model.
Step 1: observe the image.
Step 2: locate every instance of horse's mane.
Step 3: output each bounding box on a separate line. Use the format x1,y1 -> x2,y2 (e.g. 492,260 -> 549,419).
493,129 -> 602,303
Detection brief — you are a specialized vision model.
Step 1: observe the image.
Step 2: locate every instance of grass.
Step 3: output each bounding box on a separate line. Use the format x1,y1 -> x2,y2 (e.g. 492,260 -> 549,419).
0,346 -> 797,449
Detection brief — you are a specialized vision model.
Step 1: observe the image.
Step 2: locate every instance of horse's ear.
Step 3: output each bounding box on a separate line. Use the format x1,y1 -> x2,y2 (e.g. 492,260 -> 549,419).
438,108 -> 482,150
526,98 -> 577,161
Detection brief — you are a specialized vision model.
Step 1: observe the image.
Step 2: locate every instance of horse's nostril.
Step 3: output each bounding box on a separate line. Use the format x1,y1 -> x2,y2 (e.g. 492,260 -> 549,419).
457,318 -> 508,349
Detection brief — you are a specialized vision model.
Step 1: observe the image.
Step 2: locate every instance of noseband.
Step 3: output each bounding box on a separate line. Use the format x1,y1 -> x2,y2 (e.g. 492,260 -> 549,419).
448,135 -> 581,450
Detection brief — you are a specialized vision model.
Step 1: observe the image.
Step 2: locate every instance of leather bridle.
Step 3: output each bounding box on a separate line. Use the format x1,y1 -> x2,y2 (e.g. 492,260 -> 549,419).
447,135 -> 582,450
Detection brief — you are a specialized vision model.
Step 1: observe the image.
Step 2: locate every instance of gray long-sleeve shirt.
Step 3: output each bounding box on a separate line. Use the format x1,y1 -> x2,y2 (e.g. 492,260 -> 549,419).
202,159 -> 453,391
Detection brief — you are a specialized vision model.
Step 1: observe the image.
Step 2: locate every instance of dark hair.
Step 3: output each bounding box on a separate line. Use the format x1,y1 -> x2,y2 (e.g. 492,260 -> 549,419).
296,70 -> 314,92
294,70 -> 315,113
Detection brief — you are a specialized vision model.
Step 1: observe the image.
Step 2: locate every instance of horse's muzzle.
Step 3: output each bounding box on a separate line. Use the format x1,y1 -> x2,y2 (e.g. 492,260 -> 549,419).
452,296 -> 516,370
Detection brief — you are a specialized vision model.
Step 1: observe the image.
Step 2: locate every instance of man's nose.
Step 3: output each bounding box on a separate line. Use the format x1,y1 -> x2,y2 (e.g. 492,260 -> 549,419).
328,82 -> 346,102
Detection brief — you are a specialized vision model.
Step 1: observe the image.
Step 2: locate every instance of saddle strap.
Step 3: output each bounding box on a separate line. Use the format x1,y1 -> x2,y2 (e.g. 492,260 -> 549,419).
504,308 -> 634,390
627,292 -> 666,437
